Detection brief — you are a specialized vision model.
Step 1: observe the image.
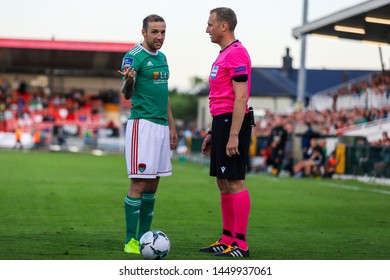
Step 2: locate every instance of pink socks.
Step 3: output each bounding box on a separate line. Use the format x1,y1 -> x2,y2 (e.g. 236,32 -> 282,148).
220,189 -> 251,250
220,193 -> 235,245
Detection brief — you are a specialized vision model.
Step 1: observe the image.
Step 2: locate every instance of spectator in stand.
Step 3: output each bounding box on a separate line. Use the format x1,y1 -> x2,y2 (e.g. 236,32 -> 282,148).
267,116 -> 288,175
301,122 -> 320,158
381,132 -> 390,146
353,138 -> 370,175
374,145 -> 390,177
14,126 -> 23,149
371,131 -> 390,146
31,129 -> 41,150
293,138 -> 325,177
323,150 -> 337,178
57,126 -> 66,147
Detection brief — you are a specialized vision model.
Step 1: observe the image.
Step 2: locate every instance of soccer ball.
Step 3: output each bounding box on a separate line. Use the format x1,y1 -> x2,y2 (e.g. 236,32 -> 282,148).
139,230 -> 170,260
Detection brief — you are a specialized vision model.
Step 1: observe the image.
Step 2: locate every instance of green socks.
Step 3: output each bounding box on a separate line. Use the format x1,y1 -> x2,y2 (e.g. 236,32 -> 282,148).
138,192 -> 156,240
124,192 -> 156,243
124,196 -> 141,244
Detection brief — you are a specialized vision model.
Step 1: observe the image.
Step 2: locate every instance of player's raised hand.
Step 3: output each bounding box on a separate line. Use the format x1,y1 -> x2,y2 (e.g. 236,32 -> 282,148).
118,66 -> 136,100
118,66 -> 136,83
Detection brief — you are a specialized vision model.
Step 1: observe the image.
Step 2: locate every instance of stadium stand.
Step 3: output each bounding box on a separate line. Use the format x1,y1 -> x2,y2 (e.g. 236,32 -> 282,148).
0,38 -> 135,151
289,0 -> 390,181
1,1 -> 390,183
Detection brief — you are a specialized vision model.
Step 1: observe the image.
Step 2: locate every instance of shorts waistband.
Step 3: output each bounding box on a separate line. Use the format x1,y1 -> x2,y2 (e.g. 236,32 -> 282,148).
213,113 -> 250,120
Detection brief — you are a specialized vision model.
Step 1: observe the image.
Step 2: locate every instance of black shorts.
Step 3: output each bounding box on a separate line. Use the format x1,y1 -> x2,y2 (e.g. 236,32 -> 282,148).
210,113 -> 251,180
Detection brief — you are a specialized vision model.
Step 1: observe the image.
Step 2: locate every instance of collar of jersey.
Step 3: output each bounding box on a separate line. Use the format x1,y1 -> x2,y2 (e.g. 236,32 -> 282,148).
220,40 -> 239,53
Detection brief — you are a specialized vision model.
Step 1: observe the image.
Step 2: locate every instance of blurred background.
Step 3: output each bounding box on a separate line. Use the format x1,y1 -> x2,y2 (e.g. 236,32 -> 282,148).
1,0 -> 390,182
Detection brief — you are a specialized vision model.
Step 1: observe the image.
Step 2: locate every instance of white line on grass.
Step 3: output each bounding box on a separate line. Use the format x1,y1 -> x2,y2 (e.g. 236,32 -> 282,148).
259,176 -> 281,183
317,181 -> 390,196
249,175 -> 390,195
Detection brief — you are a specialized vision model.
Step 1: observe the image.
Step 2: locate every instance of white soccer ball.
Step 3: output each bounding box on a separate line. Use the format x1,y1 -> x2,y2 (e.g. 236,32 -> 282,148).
139,230 -> 170,260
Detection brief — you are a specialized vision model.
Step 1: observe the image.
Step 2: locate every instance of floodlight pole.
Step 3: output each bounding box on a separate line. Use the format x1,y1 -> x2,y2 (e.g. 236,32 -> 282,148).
379,46 -> 385,72
296,0 -> 308,110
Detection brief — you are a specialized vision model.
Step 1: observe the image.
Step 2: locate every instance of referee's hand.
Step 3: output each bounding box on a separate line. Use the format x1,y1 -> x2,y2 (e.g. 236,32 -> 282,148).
201,135 -> 212,156
226,135 -> 240,157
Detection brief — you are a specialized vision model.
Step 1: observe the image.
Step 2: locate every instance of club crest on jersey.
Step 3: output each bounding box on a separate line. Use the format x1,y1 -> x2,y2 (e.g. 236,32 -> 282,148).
138,163 -> 146,173
123,57 -> 134,67
210,65 -> 219,80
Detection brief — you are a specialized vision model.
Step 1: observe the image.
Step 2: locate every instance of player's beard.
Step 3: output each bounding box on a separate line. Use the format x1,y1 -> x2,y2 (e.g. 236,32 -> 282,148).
144,39 -> 163,52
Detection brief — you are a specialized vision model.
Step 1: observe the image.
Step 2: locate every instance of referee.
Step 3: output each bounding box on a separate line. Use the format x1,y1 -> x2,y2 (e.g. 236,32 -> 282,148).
199,7 -> 252,258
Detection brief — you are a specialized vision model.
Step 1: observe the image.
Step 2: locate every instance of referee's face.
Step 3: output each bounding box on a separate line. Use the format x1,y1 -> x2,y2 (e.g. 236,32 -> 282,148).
142,21 -> 166,52
206,12 -> 222,44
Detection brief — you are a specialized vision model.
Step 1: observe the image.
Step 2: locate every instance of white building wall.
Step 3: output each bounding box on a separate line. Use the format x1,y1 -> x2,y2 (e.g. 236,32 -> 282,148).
196,96 -> 294,130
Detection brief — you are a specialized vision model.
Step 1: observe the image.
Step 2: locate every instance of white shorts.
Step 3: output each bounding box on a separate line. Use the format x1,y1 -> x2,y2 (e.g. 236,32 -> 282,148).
125,119 -> 172,179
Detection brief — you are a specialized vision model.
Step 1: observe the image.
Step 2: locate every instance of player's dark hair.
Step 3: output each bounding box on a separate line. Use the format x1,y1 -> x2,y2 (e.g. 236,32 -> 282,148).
143,14 -> 165,30
210,7 -> 237,31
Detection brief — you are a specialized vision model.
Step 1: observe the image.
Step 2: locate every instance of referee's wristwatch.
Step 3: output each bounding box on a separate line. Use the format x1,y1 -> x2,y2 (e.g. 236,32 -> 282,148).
207,130 -> 212,136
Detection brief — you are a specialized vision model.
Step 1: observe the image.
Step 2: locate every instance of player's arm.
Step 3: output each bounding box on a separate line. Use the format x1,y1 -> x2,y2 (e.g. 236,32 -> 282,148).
118,67 -> 136,100
167,97 -> 178,150
226,78 -> 248,157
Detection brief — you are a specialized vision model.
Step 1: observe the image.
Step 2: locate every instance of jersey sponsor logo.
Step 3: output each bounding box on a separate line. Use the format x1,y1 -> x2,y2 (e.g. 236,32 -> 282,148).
234,66 -> 247,73
210,65 -> 219,80
153,71 -> 169,84
138,163 -> 146,173
123,57 -> 134,67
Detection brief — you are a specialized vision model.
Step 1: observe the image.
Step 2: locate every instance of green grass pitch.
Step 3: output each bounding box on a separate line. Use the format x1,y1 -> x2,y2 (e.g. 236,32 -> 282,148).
0,150 -> 389,260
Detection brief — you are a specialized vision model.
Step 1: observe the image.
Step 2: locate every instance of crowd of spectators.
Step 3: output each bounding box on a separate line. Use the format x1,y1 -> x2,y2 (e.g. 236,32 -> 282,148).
246,105 -> 390,176
0,76 -> 125,151
245,71 -> 390,178
253,107 -> 390,139
2,70 -> 390,178
0,76 -> 120,134
310,71 -> 390,112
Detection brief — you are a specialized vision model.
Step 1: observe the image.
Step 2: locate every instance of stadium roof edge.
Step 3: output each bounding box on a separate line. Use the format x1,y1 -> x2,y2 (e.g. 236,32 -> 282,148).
292,0 -> 390,44
0,37 -> 137,76
0,37 -> 134,53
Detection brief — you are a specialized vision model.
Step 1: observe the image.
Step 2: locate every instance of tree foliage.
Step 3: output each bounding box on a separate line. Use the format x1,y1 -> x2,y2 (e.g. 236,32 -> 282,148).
169,76 -> 207,124
169,88 -> 198,123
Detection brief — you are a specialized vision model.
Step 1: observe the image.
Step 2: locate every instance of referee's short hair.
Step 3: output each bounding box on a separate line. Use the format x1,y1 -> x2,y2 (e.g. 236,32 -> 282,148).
210,7 -> 237,31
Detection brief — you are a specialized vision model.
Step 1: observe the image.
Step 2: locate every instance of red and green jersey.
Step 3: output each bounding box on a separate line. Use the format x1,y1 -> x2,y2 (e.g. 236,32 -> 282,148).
121,44 -> 170,125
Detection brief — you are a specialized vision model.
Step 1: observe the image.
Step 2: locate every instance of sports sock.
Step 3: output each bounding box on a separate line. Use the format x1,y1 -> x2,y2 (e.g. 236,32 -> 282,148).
124,196 -> 141,244
137,192 -> 156,240
232,189 -> 251,250
219,192 -> 235,245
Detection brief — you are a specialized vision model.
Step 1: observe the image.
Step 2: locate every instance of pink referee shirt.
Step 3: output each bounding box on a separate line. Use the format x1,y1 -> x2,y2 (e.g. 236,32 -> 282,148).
208,40 -> 251,117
